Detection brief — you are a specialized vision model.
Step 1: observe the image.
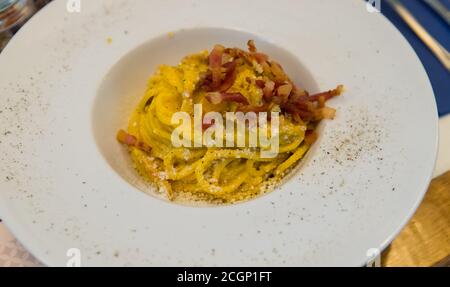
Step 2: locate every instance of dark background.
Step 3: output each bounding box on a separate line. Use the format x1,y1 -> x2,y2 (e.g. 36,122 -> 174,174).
380,0 -> 450,117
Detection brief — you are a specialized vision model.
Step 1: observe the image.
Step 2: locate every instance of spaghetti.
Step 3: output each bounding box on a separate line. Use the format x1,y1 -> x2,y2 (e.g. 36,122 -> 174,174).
117,41 -> 343,203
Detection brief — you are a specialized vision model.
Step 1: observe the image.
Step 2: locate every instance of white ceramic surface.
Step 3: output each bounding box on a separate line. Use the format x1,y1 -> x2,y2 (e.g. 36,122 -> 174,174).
435,114 -> 450,177
0,0 -> 438,266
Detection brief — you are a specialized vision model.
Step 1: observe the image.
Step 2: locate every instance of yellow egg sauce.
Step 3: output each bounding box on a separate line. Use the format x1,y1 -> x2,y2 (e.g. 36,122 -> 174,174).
118,44 -> 342,204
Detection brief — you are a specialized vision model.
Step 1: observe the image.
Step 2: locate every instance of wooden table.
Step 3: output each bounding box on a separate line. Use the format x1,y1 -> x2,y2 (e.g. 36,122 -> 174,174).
382,171 -> 450,267
2,0 -> 448,268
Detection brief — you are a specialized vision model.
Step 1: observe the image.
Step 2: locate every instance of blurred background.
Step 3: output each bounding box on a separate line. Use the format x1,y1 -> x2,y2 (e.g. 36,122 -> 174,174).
381,0 -> 449,117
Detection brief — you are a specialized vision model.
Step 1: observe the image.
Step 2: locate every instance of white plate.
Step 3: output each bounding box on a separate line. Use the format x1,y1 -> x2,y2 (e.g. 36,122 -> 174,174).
0,0 -> 438,266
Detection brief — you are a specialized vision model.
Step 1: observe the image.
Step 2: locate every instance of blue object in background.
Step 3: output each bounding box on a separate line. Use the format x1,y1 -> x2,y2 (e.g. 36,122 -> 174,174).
380,0 -> 450,117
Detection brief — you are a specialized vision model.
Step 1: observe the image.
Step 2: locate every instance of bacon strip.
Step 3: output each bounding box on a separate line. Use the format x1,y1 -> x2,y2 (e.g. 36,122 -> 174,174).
263,81 -> 275,102
117,130 -> 152,153
202,118 -> 215,130
287,94 -> 309,105
280,103 -> 301,115
270,61 -> 289,82
217,61 -> 237,92
297,110 -> 316,121
304,131 -> 318,145
204,42 -> 343,125
255,80 -> 266,88
247,40 -> 269,64
308,85 -> 344,101
247,40 -> 257,53
206,92 -> 249,105
117,129 -> 136,145
253,52 -> 269,64
319,107 -> 337,119
209,45 -> 225,89
277,83 -> 293,104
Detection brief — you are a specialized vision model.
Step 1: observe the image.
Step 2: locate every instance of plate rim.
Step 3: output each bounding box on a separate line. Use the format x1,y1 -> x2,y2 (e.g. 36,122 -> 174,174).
0,0 -> 439,266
